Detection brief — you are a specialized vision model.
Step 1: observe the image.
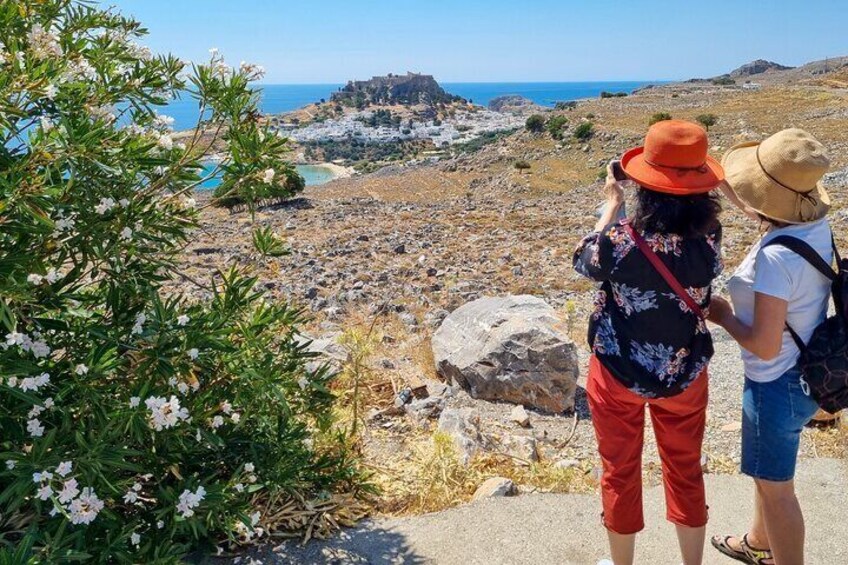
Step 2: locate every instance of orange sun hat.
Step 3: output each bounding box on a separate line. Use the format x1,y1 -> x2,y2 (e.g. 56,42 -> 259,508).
621,119 -> 724,195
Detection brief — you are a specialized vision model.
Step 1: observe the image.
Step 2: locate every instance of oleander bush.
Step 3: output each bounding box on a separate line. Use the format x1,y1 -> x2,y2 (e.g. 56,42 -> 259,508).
0,1 -> 364,562
545,115 -> 568,140
573,122 -> 594,141
524,114 -> 545,133
648,112 -> 673,126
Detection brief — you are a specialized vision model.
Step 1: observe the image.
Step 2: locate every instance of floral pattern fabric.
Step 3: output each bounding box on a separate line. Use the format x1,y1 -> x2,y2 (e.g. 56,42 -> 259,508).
574,220 -> 722,398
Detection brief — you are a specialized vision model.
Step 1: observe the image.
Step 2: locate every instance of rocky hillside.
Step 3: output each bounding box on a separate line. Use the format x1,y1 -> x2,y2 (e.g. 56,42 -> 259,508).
331,72 -> 464,107
728,58 -> 793,77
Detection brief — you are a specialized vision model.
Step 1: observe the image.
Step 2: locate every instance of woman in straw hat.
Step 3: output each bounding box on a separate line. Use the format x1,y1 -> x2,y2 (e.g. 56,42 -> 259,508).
574,120 -> 724,565
707,129 -> 832,565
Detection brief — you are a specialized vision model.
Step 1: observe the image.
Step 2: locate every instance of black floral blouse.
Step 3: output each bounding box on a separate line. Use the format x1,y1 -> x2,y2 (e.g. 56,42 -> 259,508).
573,220 -> 723,398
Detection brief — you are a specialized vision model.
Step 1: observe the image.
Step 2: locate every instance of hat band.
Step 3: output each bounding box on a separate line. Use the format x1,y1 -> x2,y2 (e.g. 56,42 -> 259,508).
643,158 -> 709,173
755,145 -> 815,195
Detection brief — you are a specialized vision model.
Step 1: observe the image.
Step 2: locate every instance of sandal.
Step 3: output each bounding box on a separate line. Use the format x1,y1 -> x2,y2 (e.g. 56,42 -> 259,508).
710,534 -> 774,565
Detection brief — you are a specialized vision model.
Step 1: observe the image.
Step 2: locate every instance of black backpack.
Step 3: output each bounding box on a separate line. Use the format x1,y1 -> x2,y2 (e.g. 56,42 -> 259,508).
763,235 -> 848,412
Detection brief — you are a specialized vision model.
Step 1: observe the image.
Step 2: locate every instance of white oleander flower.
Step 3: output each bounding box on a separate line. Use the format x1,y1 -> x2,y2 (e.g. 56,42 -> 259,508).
230,412 -> 241,424
119,198 -> 130,207
7,377 -> 18,388
27,273 -> 44,285
188,348 -> 199,360
95,198 -> 116,215
132,313 -> 146,335
27,418 -> 45,437
157,520 -> 164,529
5,460 -> 16,470
36,484 -> 54,501
68,487 -> 104,525
28,405 -> 44,418
56,461 -> 72,477
33,470 -> 53,483
176,315 -> 189,326
74,364 -> 88,375
28,25 -> 63,60
130,532 -> 141,546
175,486 -> 206,518
209,47 -> 219,56
43,397 -> 54,409
20,373 -> 50,392
58,478 -> 80,504
234,483 -> 244,493
123,489 -> 138,504
262,168 -> 275,184
221,400 -> 232,414
40,116 -> 54,132
297,376 -> 309,390
177,382 -> 189,395
244,463 -> 254,473
144,395 -> 189,431
45,269 -> 59,284
210,415 -> 224,429
30,339 -> 50,358
156,133 -> 173,151
120,227 -> 133,240
44,83 -> 58,100
129,396 -> 140,408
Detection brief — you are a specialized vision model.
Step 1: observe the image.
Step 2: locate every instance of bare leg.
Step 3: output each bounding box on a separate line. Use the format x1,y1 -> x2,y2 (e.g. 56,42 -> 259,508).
607,531 -> 636,565
675,524 -> 705,565
757,478 -> 805,565
722,486 -> 774,564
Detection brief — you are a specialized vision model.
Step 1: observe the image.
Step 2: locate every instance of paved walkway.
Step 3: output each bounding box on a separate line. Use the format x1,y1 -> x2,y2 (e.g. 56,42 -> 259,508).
257,458 -> 847,564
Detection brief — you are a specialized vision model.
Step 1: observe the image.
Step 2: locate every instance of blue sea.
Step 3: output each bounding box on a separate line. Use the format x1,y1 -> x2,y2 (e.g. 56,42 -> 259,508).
163,81 -> 659,132
199,163 -> 337,190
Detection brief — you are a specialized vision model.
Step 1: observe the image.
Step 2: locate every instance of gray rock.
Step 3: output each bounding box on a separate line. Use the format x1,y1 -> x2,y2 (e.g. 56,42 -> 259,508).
505,435 -> 540,464
296,332 -> 347,373
472,477 -> 516,500
553,458 -> 581,470
405,396 -> 446,427
431,295 -> 579,413
510,405 -> 531,428
437,408 -> 483,464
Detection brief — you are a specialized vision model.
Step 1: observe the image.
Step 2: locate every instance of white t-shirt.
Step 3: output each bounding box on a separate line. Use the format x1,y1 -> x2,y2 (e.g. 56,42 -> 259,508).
727,218 -> 832,382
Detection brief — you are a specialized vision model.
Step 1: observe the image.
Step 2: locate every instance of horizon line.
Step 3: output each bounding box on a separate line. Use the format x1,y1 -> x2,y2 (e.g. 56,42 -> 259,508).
254,78 -> 678,86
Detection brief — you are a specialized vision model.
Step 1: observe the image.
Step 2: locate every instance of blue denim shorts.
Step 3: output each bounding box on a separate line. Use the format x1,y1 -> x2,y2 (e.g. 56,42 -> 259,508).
741,366 -> 819,481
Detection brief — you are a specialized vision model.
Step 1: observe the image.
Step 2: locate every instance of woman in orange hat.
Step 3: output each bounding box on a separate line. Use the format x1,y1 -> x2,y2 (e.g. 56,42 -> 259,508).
573,120 -> 724,565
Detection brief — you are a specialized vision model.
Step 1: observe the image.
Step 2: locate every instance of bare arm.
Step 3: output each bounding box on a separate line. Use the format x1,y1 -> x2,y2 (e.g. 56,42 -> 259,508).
709,293 -> 788,360
593,162 -> 625,233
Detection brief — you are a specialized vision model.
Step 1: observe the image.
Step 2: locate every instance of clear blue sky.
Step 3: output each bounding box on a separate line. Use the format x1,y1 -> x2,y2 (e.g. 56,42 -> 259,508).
111,0 -> 848,84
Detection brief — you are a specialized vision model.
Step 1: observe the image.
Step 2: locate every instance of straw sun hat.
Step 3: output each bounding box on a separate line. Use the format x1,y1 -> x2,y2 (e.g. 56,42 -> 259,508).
721,128 -> 831,224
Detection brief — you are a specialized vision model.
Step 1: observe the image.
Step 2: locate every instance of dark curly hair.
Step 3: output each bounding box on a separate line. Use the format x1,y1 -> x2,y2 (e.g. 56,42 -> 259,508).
630,187 -> 721,237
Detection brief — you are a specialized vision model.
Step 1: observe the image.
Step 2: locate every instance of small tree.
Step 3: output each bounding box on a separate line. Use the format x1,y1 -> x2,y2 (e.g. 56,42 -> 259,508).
514,160 -> 531,172
0,1 -> 363,562
696,113 -> 718,131
525,114 -> 545,133
649,112 -> 673,126
573,122 -> 595,141
546,115 -> 568,140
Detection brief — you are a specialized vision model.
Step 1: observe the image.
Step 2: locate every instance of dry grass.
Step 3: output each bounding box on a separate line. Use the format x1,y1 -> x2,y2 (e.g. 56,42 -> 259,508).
373,431 -> 597,516
805,417 -> 848,459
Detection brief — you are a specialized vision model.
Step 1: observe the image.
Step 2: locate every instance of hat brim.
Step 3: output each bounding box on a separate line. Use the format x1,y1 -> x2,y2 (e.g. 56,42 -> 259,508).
722,141 -> 830,225
621,146 -> 724,195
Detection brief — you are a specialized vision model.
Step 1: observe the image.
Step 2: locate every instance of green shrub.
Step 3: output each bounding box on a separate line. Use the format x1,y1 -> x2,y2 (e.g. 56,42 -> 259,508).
599,91 -> 627,98
0,1 -> 364,562
573,122 -> 595,141
712,76 -> 736,86
554,101 -> 577,110
546,115 -> 569,140
696,113 -> 718,131
649,112 -> 673,125
585,113 -> 595,119
514,160 -> 531,171
525,114 -> 545,133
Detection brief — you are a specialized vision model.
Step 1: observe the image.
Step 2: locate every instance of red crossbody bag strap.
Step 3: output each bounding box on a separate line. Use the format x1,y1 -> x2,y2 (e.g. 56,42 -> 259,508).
622,221 -> 705,320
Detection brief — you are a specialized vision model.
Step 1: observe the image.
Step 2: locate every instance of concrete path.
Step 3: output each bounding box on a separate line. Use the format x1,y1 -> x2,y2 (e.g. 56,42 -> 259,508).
258,458 -> 847,565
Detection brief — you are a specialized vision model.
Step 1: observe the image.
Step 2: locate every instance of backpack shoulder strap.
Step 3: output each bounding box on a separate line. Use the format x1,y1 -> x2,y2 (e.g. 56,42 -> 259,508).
622,221 -> 705,320
762,235 -> 837,281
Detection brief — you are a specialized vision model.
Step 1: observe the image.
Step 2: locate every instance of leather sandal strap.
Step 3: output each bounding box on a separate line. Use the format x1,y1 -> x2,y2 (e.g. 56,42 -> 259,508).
741,534 -> 774,565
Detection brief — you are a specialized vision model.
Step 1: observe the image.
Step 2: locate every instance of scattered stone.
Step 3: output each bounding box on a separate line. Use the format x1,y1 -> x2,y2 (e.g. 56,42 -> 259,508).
510,405 -> 531,428
437,408 -> 483,464
431,295 -> 579,413
393,244 -> 407,254
553,458 -> 580,470
505,435 -> 540,464
472,477 -> 517,501
721,422 -> 742,432
296,332 -> 347,372
405,396 -> 446,428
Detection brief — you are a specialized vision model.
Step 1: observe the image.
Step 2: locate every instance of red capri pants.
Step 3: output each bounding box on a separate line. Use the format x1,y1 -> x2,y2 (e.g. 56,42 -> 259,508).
586,355 -> 709,534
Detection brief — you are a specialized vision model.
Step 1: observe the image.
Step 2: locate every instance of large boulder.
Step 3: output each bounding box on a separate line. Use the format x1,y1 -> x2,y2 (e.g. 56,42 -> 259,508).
432,295 -> 578,413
